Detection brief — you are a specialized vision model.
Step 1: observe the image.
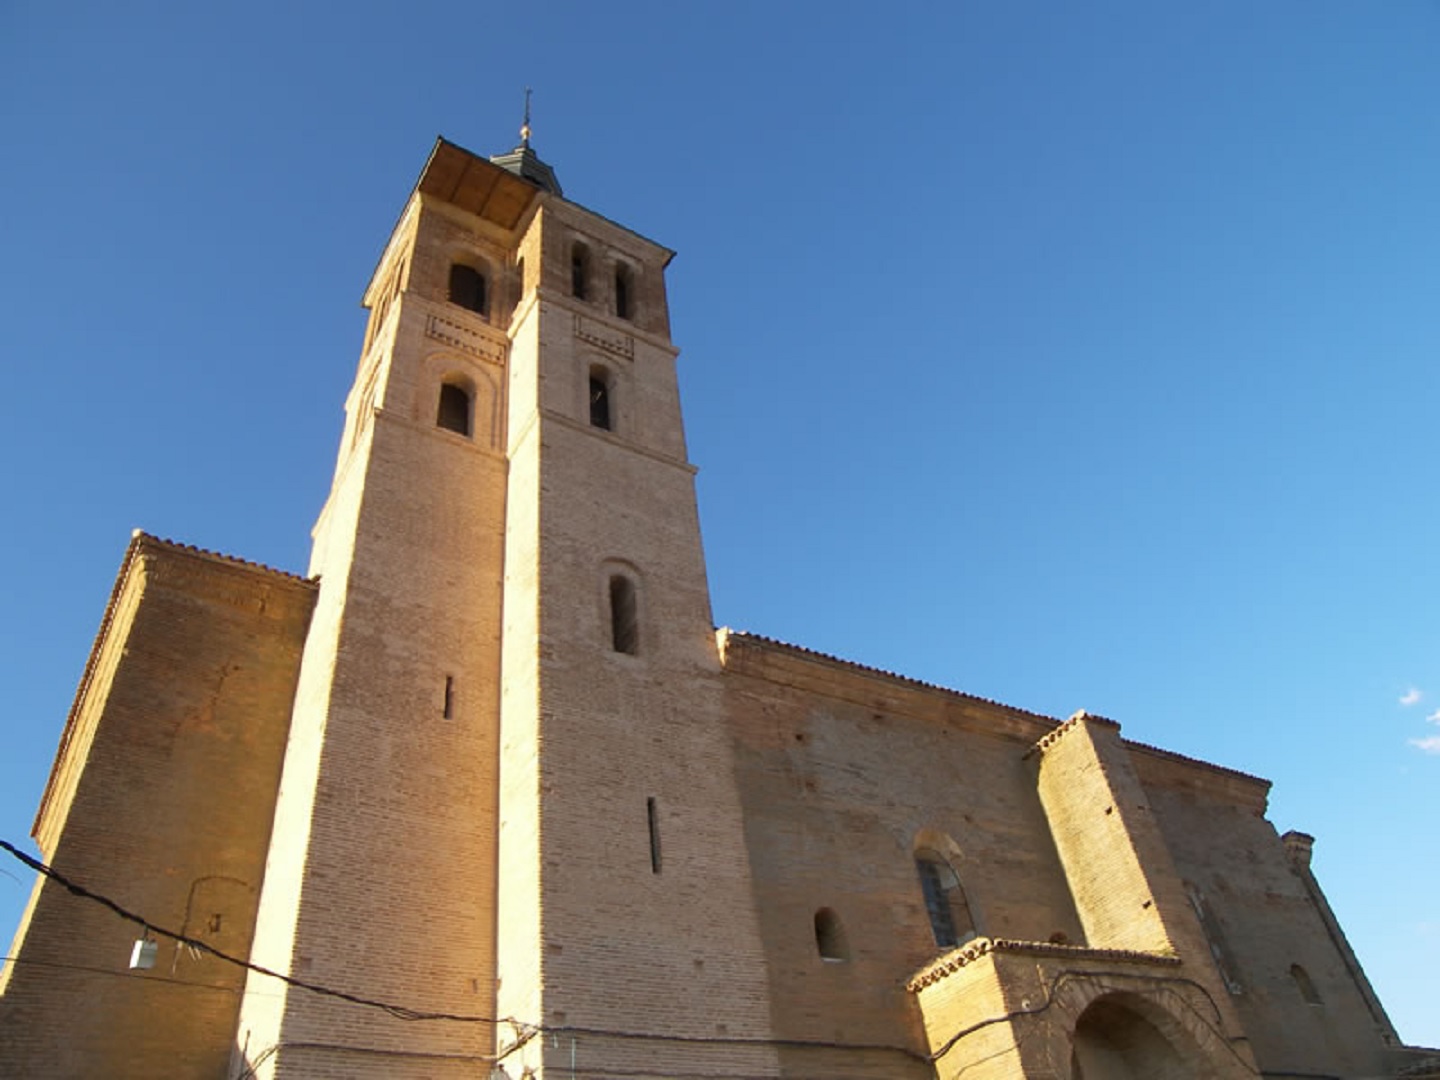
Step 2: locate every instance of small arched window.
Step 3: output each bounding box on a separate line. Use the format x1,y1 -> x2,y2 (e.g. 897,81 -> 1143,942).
814,908 -> 850,962
589,368 -> 612,431
436,381 -> 473,437
448,263 -> 488,317
1290,964 -> 1322,1006
614,263 -> 633,320
572,243 -> 590,300
915,849 -> 977,949
609,574 -> 638,655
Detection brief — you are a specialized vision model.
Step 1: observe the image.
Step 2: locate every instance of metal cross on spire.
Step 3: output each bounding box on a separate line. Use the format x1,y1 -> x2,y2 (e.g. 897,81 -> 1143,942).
489,87 -> 562,195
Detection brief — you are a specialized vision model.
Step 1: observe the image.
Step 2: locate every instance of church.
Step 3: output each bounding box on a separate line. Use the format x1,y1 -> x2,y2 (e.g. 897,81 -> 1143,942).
1,131 -> 1432,1079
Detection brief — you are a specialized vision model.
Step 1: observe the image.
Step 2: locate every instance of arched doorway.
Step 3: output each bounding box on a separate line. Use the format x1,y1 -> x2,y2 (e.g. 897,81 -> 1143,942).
1070,994 -> 1199,1080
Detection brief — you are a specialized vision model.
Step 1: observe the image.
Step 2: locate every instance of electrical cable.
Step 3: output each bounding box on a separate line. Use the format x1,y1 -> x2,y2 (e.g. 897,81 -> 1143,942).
2,838 -> 1261,1076
0,839 -> 513,1026
534,1025 -> 926,1061
1,954 -> 245,995
930,965 -> 1260,1076
1,839 -> 924,1064
234,1040 -> 517,1080
495,1068 -> 922,1080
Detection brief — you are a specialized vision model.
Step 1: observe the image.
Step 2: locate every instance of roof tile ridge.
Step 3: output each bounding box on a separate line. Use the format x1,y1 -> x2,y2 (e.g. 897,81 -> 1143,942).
1028,708 -> 1119,756
1120,735 -> 1269,787
133,530 -> 314,584
34,532 -> 313,837
904,936 -> 1180,991
720,629 -> 1059,724
32,533 -> 148,837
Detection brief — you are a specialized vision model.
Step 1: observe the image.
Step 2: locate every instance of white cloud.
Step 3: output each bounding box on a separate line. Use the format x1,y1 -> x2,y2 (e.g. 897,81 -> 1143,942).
1400,687 -> 1423,707
1409,735 -> 1440,755
1428,710 -> 1440,726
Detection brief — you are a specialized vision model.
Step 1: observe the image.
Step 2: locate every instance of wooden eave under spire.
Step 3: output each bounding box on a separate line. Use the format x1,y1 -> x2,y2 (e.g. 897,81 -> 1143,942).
416,136 -> 540,231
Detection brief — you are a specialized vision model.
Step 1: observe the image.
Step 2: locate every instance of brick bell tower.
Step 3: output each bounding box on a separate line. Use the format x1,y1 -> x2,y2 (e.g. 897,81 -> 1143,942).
233,129 -> 777,1078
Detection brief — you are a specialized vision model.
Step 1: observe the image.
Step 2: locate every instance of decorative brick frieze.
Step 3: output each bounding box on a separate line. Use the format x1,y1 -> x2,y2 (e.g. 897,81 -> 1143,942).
424,311 -> 507,364
574,313 -> 634,359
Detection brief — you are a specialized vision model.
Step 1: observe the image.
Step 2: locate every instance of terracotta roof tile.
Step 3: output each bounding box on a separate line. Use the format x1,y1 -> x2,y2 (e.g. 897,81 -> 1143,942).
1122,737 -> 1268,787
133,530 -> 313,583
719,629 -> 1060,725
1398,1055 -> 1440,1078
905,936 -> 1180,992
721,631 -> 1267,787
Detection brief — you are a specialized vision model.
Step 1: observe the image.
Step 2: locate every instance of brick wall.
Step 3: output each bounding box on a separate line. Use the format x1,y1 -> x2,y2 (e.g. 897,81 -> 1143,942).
0,536 -> 315,1079
234,198 -> 515,1079
1137,747 -> 1398,1076
5,139 -> 1410,1080
494,195 -> 781,1079
719,633 -> 1078,1075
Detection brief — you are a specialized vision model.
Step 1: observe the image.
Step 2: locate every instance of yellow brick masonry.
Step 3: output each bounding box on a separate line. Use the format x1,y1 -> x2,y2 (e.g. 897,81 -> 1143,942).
233,192 -> 515,1079
494,195 -> 781,1080
2,137 -> 1426,1080
236,154 -> 780,1079
1033,712 -> 1183,955
0,535 -> 315,1079
910,939 -> 1255,1079
1031,711 -> 1259,1071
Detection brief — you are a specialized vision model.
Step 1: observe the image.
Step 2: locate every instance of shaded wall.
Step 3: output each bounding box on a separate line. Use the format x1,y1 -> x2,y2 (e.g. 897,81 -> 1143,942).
0,536 -> 314,1079
1137,747 -> 1399,1077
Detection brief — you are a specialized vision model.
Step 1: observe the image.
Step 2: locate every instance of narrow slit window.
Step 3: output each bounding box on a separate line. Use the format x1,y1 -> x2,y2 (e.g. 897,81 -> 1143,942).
572,244 -> 589,300
647,796 -> 661,874
443,675 -> 454,719
614,263 -> 632,320
590,372 -> 612,431
437,382 -> 473,436
1290,964 -> 1322,1006
610,574 -> 638,655
448,264 -> 488,317
814,908 -> 850,962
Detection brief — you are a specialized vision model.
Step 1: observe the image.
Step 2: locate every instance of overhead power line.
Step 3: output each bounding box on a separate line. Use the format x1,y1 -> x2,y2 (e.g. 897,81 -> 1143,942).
4,838 -> 1251,1074
0,838 -> 511,1025
0,839 -> 922,1063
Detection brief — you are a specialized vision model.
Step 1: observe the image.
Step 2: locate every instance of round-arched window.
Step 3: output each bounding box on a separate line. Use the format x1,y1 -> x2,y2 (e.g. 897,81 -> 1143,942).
914,848 -> 977,949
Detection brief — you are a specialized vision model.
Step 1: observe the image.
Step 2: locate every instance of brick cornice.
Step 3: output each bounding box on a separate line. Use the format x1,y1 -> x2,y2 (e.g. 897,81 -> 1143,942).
905,935 -> 1181,992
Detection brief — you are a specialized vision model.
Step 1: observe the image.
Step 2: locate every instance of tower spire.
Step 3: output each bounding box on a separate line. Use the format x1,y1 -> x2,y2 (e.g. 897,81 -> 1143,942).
489,88 -> 562,195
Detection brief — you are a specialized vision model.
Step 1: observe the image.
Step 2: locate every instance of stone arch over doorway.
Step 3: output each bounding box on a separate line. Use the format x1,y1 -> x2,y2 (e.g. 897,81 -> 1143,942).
1071,994 -> 1193,1080
1067,990 -> 1239,1080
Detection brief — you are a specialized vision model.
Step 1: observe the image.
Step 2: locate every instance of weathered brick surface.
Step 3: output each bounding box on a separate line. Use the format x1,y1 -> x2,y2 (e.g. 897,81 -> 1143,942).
914,944 -> 1255,1079
235,158 -> 736,1080
234,196 -> 515,1078
492,195 -> 782,1080
2,139 -> 1421,1080
719,634 -> 1078,1075
0,537 -> 315,1079
1034,713 -> 1185,956
1136,747 -> 1399,1077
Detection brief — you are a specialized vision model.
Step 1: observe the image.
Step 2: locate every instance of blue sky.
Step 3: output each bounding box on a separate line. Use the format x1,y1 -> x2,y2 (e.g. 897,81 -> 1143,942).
2,0 -> 1437,1049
